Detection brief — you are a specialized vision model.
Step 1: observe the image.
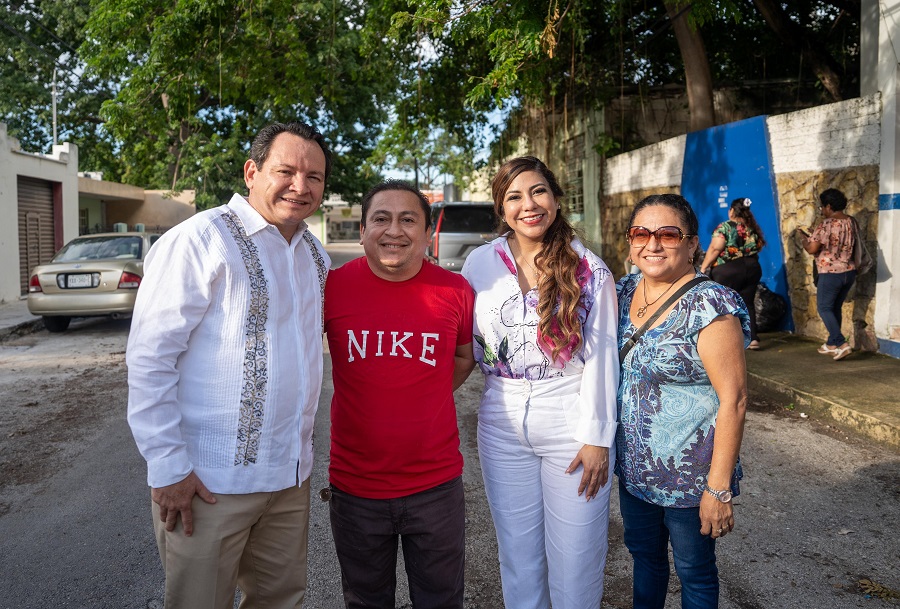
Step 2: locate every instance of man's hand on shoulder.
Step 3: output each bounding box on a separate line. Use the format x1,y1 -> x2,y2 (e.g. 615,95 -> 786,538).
151,471 -> 217,536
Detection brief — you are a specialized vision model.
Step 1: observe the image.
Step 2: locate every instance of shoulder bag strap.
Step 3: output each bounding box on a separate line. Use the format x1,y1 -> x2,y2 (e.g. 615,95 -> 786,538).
619,276 -> 709,365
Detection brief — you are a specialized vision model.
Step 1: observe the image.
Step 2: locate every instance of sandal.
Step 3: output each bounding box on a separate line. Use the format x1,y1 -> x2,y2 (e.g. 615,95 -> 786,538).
817,343 -> 837,354
832,344 -> 852,361
747,340 -> 760,350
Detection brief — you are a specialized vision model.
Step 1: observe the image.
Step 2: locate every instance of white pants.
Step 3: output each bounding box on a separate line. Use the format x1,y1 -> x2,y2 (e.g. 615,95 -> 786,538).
478,375 -> 614,609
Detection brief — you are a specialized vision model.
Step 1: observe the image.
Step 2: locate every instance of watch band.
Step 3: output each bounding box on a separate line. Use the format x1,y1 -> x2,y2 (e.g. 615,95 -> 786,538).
704,486 -> 733,503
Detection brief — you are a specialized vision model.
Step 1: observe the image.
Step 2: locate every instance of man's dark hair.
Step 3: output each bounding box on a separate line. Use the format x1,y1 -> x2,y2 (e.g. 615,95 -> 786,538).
820,188 -> 848,211
249,122 -> 332,181
360,180 -> 432,229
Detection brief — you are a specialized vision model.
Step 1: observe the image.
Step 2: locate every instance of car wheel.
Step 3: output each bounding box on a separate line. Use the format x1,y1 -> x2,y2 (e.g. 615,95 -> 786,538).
43,316 -> 71,333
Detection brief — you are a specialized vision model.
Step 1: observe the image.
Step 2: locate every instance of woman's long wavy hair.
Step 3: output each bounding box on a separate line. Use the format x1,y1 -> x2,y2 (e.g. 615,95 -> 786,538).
730,197 -> 766,249
491,156 -> 582,363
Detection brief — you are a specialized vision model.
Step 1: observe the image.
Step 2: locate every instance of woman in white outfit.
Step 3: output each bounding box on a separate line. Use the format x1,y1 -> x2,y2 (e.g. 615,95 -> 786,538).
461,156 -> 619,609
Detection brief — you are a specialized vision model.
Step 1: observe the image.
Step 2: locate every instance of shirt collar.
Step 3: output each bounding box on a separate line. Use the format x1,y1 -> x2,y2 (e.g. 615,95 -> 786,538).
225,193 -> 308,238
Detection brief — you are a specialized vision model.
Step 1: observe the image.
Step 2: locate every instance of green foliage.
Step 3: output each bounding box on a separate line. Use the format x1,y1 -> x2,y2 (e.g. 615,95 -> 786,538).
0,0 -> 119,174
81,0 -> 396,207
1,0 -> 862,203
373,0 -> 859,162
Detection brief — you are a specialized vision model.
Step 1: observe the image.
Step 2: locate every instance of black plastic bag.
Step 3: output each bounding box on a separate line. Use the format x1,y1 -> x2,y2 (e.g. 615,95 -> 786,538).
754,283 -> 787,332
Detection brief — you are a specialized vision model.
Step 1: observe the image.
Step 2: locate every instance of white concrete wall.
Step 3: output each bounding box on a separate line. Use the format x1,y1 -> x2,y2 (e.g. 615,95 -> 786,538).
0,123 -> 79,304
766,95 -> 882,173
603,135 -> 686,194
138,191 -> 196,227
875,0 -> 900,355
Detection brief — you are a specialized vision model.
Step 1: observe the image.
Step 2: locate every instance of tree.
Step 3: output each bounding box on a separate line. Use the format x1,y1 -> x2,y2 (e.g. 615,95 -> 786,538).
0,0 -> 119,175
751,0 -> 855,101
376,0 -> 860,157
664,0 -> 717,131
80,0 -> 398,207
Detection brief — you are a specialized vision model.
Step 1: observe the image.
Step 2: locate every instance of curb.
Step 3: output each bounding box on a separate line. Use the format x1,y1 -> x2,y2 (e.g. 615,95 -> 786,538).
748,371 -> 900,451
0,318 -> 44,343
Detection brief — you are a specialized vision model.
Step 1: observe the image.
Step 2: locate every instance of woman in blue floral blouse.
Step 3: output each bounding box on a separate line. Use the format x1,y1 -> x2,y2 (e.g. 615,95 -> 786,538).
617,194 -> 750,609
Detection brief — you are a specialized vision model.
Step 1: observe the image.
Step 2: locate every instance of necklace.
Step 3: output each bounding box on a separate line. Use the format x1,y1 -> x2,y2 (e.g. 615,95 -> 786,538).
511,239 -> 542,278
637,275 -> 681,318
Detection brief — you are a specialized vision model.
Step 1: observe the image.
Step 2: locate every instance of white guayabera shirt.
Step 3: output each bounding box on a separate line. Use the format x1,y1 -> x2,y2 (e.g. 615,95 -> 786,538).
126,194 -> 329,494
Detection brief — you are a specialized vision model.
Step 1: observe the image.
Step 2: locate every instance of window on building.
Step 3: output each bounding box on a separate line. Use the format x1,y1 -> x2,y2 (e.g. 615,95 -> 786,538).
565,134 -> 585,219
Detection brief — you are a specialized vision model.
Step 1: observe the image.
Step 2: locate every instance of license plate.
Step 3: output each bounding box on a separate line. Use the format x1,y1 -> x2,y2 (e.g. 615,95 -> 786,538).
66,273 -> 93,288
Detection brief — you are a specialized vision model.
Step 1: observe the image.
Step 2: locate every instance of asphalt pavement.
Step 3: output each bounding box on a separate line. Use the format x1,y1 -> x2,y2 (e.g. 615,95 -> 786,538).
3,291 -> 898,452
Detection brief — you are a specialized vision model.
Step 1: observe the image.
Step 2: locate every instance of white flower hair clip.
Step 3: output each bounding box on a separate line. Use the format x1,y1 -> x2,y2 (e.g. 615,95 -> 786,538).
743,198 -> 752,207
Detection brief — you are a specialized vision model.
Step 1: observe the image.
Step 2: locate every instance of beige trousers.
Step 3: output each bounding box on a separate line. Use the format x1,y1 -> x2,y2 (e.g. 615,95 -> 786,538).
152,479 -> 311,609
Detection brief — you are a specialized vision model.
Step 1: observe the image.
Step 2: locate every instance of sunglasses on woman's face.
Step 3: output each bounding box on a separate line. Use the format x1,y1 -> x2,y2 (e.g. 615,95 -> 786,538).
626,226 -> 693,248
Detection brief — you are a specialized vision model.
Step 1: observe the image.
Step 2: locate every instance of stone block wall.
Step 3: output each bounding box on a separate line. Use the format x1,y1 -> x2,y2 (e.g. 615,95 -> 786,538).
767,95 -> 881,350
600,94 -> 882,348
601,187 -> 681,277
773,168 -> 879,349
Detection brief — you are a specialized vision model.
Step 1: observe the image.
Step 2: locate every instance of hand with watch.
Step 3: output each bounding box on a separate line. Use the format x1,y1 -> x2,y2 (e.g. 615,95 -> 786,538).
700,483 -> 735,539
704,485 -> 732,503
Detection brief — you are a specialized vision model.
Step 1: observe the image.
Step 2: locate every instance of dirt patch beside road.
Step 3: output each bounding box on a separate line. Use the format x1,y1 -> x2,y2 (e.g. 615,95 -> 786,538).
0,320 -> 130,516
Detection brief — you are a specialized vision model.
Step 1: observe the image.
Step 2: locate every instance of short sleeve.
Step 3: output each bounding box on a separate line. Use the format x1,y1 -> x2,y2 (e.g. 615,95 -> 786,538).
456,278 -> 475,346
683,283 -> 752,346
810,221 -> 829,245
712,221 -> 732,241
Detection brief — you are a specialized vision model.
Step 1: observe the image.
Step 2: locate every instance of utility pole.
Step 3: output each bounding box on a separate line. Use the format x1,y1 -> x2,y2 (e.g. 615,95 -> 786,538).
52,68 -> 58,146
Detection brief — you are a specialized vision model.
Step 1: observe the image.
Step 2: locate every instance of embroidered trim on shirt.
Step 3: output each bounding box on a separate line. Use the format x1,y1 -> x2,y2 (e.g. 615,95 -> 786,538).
222,211 -> 270,466
302,230 -> 327,327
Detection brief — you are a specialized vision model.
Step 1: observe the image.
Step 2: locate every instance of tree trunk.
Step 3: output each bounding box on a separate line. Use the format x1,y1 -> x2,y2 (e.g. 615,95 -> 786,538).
752,0 -> 846,101
664,1 -> 716,132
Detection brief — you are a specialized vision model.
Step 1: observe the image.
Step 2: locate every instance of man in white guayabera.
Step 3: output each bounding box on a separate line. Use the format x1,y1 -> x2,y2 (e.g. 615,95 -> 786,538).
126,122 -> 331,609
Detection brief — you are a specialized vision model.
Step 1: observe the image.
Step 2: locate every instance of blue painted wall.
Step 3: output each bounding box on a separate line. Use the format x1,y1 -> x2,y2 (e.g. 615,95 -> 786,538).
680,116 -> 793,330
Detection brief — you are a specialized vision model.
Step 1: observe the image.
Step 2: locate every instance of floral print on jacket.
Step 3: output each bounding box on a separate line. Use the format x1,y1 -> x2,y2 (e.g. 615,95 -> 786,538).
462,236 -> 613,381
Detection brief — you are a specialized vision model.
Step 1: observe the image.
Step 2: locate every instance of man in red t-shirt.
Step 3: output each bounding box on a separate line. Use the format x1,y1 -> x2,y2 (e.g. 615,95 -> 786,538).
324,180 -> 475,609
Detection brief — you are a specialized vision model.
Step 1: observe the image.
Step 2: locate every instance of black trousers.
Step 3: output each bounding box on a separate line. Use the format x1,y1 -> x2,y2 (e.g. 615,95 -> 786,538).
710,256 -> 762,341
329,476 -> 466,609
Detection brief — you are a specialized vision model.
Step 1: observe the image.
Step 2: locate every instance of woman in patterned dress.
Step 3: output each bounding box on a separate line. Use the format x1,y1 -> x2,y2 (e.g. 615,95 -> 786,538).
617,193 -> 750,609
796,188 -> 859,361
461,157 -> 618,609
699,197 -> 765,349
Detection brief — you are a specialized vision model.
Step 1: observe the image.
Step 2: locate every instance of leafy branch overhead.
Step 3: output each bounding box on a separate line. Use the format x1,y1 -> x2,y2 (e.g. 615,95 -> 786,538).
79,0 -> 397,207
0,0 -> 861,204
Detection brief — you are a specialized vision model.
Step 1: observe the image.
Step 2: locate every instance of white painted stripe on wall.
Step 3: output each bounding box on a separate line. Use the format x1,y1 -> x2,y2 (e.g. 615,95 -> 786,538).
604,134 -> 686,195
767,94 -> 882,174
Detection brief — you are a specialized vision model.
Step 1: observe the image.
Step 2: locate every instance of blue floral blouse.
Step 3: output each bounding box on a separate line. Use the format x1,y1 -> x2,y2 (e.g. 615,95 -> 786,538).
615,272 -> 750,507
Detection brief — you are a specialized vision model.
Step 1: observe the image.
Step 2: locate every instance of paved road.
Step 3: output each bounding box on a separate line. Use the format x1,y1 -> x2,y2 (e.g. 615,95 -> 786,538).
0,244 -> 897,607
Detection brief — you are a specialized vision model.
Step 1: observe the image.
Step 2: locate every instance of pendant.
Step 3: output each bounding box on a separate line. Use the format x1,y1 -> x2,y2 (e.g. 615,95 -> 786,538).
636,306 -> 647,318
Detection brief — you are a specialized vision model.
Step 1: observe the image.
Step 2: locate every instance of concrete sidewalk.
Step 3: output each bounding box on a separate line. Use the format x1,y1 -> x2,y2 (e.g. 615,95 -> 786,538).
747,332 -> 900,450
1,298 -> 897,451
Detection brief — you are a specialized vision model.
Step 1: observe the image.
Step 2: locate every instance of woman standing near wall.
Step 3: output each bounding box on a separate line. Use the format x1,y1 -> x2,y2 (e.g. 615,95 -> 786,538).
699,197 -> 765,349
796,188 -> 859,361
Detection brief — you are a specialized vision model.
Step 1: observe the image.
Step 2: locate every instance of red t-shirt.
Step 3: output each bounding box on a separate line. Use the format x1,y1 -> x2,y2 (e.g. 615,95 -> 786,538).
324,257 -> 475,499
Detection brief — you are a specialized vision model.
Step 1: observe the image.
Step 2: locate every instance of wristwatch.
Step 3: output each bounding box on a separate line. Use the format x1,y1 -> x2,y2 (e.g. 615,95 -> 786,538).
704,486 -> 733,503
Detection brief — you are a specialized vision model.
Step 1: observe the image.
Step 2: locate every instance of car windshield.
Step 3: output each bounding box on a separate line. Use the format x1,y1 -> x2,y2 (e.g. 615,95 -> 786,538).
440,206 -> 496,232
53,236 -> 143,262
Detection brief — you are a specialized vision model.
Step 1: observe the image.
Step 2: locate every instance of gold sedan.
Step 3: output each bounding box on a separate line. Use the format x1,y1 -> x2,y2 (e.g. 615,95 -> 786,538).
27,232 -> 160,332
